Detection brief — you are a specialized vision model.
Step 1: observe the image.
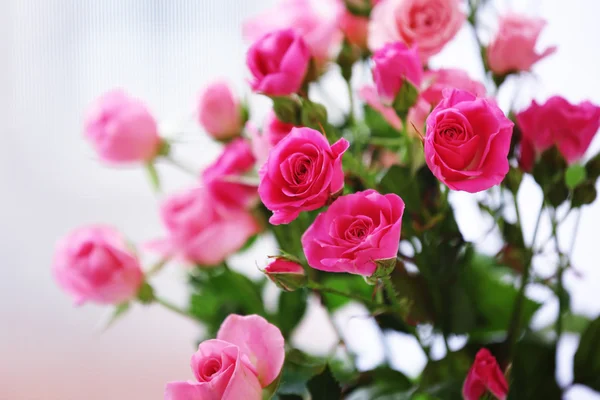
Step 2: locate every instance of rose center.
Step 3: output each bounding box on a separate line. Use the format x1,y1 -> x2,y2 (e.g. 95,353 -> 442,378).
200,358 -> 222,382
411,5 -> 438,30
345,219 -> 373,243
293,158 -> 312,184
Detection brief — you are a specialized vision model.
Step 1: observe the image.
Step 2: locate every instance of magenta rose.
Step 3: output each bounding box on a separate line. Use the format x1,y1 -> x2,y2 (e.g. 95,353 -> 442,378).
53,226 -> 143,305
198,81 -> 243,141
165,314 -> 285,400
151,187 -> 261,266
369,0 -> 465,61
258,127 -> 349,225
517,96 -> 600,172
302,190 -> 405,276
372,42 -> 423,105
247,29 -> 311,96
463,349 -> 508,400
84,90 -> 161,164
421,68 -> 486,107
202,138 -> 258,209
487,14 -> 556,76
424,89 -> 513,193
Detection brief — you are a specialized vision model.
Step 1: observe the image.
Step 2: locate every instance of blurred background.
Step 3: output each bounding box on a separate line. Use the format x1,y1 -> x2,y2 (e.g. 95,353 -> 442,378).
2,0 -> 600,398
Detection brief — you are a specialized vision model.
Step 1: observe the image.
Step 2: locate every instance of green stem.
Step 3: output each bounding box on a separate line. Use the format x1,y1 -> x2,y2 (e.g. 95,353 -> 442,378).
163,154 -> 197,176
145,258 -> 169,278
308,281 -> 377,307
551,209 -> 569,339
346,78 -> 355,125
154,296 -> 199,323
511,190 -> 523,233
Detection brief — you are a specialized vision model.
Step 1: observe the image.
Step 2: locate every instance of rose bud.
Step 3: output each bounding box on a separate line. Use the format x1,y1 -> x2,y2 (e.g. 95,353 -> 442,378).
198,81 -> 244,141
463,348 -> 508,400
264,258 -> 307,292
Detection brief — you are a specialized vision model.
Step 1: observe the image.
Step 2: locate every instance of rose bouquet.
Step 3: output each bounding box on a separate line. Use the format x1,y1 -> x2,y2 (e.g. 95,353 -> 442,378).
52,0 -> 600,399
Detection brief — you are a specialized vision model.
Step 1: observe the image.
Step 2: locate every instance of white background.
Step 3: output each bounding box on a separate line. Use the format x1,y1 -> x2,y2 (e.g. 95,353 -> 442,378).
2,0 -> 600,399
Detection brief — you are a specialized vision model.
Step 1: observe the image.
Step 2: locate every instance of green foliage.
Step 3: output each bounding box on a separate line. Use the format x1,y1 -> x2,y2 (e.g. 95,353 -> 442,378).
574,316 -> 600,391
392,79 -> 419,119
420,351 -> 472,400
277,349 -> 328,396
307,366 -> 343,400
572,181 -> 597,208
345,367 -> 413,400
319,274 -> 373,312
565,164 -> 587,189
364,105 -> 400,138
277,289 -> 308,338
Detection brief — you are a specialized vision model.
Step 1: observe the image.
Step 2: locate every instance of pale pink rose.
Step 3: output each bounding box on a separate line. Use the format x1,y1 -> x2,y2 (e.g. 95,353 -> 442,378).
487,14 -> 557,75
248,112 -> 298,167
258,127 -> 349,225
421,68 -> 486,106
247,29 -> 312,96
463,349 -> 508,400
165,314 -> 285,400
84,90 -> 161,164
243,0 -> 343,65
151,188 -> 261,266
264,258 -> 307,291
198,81 -> 243,141
302,190 -> 405,276
53,226 -> 143,305
517,96 -> 600,171
339,11 -> 369,49
368,0 -> 465,61
372,42 -> 423,104
202,138 -> 258,209
424,89 -> 513,193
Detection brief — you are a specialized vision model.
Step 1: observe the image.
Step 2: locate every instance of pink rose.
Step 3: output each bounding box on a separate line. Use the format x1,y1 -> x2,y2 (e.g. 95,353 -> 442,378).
487,14 -> 556,76
421,68 -> 486,106
152,188 -> 261,266
516,96 -> 600,171
165,314 -> 285,400
247,29 -> 312,97
248,112 -> 297,167
302,190 -> 404,276
368,0 -> 465,61
84,90 -> 161,164
198,81 -> 243,141
339,11 -> 369,49
372,42 -> 423,105
258,127 -> 349,225
202,138 -> 258,209
424,89 -> 513,193
53,226 -> 143,305
264,258 -> 307,291
463,348 -> 508,400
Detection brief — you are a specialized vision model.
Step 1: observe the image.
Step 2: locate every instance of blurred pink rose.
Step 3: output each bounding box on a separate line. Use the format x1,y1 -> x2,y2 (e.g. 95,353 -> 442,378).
84,90 -> 161,164
202,138 -> 258,209
259,127 -> 349,225
302,190 -> 405,276
243,0 -> 343,65
152,188 -> 261,266
339,11 -> 369,49
425,89 -> 513,192
264,258 -> 307,291
372,42 -> 423,105
463,348 -> 508,400
369,0 -> 465,61
421,68 -> 486,106
198,81 -> 243,141
248,112 -> 297,167
247,29 -> 312,96
53,226 -> 143,305
165,314 -> 285,400
487,14 -> 556,76
517,96 -> 600,171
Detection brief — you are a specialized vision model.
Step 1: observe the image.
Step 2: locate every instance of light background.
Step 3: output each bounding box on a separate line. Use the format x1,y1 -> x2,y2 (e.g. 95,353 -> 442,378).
2,0 -> 600,399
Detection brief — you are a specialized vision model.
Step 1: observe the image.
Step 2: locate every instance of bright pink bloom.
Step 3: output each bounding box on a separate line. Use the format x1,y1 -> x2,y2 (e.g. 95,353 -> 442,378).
258,127 -> 349,225
152,188 -> 261,266
517,96 -> 600,171
421,69 -> 486,106
247,29 -> 312,96
202,138 -> 258,209
372,42 -> 423,105
339,11 -> 369,49
302,190 -> 404,276
198,81 -> 243,141
368,0 -> 465,62
84,90 -> 161,164
424,89 -> 513,193
463,349 -> 508,400
165,314 -> 285,400
487,14 -> 556,75
53,226 -> 143,305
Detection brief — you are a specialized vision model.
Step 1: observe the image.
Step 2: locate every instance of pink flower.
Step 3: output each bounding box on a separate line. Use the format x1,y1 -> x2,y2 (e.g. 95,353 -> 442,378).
264,258 -> 307,291
424,89 -> 513,193
243,0 -> 343,66
368,0 -> 465,62
463,348 -> 508,400
198,81 -> 243,141
517,96 -> 600,171
258,127 -> 349,225
84,90 -> 161,164
165,314 -> 285,400
247,29 -> 312,97
372,42 -> 423,105
248,112 -> 298,167
152,188 -> 261,266
302,190 -> 404,276
202,138 -> 258,209
52,226 -> 143,305
421,68 -> 486,106
339,11 -> 369,49
487,14 -> 556,76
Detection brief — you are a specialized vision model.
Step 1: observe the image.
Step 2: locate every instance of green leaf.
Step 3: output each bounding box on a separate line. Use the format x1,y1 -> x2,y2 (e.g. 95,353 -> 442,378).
277,289 -> 308,338
421,351 -> 471,400
273,97 -> 301,124
565,164 -> 587,190
572,181 -> 598,208
145,162 -> 160,191
585,152 -> 600,181
573,316 -> 600,391
300,100 -> 328,130
307,365 -> 342,400
320,274 -> 372,312
392,79 -> 419,119
343,151 -> 378,188
278,349 -> 327,396
378,165 -> 420,213
364,105 -> 400,138
102,302 -> 131,331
